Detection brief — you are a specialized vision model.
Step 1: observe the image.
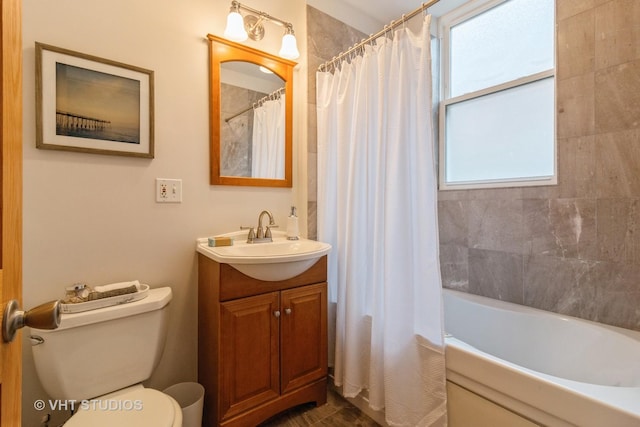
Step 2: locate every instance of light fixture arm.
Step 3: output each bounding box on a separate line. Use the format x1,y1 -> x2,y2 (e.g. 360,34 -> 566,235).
284,23 -> 295,35
229,1 -> 241,13
224,1 -> 299,59
230,0 -> 293,31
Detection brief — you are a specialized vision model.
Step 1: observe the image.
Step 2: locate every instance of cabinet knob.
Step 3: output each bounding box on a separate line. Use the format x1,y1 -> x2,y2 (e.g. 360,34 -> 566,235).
274,310 -> 281,318
285,308 -> 292,315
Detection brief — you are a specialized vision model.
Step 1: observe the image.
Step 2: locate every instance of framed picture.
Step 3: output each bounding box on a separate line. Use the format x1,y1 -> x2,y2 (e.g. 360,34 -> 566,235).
36,42 -> 154,158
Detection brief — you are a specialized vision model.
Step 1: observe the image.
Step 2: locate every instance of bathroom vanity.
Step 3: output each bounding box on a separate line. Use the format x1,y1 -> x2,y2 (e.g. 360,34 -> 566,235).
197,251 -> 328,426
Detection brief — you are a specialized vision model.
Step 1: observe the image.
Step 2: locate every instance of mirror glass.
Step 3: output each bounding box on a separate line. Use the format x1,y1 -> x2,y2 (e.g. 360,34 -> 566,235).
208,34 -> 295,187
220,62 -> 284,178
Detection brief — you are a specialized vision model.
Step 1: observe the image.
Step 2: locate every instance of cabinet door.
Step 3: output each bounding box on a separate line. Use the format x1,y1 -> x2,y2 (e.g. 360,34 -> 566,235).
220,292 -> 280,420
280,283 -> 328,394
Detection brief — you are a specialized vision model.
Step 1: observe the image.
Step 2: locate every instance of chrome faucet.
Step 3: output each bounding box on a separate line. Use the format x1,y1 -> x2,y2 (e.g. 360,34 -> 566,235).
241,210 -> 277,243
257,210 -> 275,239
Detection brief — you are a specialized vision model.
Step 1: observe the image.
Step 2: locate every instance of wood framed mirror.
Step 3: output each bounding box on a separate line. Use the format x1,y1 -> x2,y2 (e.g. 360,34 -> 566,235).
207,34 -> 295,187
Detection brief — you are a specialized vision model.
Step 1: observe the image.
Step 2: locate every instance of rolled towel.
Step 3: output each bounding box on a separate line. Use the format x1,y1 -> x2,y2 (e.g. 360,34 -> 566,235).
94,280 -> 140,293
88,280 -> 140,300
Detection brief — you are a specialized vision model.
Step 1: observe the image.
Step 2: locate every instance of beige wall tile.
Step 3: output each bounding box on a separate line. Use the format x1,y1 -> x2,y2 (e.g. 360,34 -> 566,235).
595,128 -> 640,197
591,261 -> 640,329
468,249 -> 524,304
595,291 -> 640,330
307,152 -> 317,202
440,243 -> 469,291
557,0 -> 596,21
556,136 -> 596,198
595,0 -> 640,70
524,255 -> 597,318
595,60 -> 640,133
307,201 -> 317,240
468,199 -> 525,254
438,200 -> 469,246
523,198 -> 597,260
557,73 -> 595,138
557,9 -> 595,80
307,101 -> 318,153
557,0 -> 611,21
597,198 -> 640,263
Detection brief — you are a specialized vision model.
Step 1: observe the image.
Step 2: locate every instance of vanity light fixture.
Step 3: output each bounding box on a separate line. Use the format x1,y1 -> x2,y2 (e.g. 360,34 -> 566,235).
278,25 -> 299,60
222,0 -> 300,60
223,2 -> 248,41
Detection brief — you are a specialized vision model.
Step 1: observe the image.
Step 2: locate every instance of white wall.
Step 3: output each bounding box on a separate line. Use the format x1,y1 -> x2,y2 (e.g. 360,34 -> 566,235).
21,0 -> 307,425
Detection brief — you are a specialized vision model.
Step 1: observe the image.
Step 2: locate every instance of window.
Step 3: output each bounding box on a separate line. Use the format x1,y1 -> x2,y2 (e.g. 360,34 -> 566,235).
438,0 -> 555,190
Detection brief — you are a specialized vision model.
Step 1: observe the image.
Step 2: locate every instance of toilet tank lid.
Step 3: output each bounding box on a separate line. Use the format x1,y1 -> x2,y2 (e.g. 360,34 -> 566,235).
36,287 -> 172,331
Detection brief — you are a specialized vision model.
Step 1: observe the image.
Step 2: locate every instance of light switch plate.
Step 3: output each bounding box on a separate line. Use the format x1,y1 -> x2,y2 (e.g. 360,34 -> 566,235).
156,178 -> 182,203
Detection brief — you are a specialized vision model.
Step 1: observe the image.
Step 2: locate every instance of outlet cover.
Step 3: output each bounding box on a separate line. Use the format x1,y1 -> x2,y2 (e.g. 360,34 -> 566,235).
156,178 -> 182,203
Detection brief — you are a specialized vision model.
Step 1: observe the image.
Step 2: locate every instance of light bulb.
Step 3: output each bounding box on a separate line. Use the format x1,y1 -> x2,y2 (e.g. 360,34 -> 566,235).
224,11 -> 248,42
279,32 -> 299,60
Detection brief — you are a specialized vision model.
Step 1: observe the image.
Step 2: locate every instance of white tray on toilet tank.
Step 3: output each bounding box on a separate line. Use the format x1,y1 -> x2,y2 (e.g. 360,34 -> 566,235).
60,284 -> 150,313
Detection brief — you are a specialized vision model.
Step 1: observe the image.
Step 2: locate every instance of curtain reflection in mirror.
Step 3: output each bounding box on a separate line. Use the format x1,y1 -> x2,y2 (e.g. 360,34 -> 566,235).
252,92 -> 285,178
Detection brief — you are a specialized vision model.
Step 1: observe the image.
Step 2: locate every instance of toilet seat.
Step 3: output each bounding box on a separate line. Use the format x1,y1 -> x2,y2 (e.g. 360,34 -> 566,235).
64,385 -> 182,427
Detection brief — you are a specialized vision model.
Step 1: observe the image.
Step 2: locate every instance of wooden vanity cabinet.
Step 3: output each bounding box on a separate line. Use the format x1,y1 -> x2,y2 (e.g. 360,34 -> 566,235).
198,254 -> 328,427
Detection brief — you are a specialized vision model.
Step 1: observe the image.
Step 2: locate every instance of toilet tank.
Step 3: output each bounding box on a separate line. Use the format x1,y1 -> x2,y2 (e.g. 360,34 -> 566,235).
30,287 -> 172,401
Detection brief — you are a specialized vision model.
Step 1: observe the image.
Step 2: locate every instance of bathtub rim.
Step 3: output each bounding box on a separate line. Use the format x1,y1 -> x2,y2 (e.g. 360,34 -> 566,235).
443,289 -> 640,342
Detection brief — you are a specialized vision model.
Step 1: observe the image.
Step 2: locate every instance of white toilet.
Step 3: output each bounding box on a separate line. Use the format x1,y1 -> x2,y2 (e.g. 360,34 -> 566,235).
30,287 -> 182,427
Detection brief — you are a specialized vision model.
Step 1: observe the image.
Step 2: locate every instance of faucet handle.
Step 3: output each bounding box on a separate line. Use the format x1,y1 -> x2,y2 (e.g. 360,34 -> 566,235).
240,226 -> 256,242
265,224 -> 278,239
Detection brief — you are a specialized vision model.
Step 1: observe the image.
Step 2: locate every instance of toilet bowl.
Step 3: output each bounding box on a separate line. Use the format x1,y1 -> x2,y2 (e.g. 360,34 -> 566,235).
64,384 -> 182,427
30,287 -> 181,426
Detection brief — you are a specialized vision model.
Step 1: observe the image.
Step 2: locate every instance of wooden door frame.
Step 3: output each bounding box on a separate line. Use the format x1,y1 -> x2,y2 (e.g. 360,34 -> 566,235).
0,0 -> 23,425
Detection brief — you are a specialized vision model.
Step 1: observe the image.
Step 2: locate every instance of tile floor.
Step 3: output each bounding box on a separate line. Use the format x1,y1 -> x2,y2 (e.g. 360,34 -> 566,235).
259,389 -> 380,426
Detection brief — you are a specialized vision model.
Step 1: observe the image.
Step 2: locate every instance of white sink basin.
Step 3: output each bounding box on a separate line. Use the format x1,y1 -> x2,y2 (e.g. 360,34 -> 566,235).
196,230 -> 331,281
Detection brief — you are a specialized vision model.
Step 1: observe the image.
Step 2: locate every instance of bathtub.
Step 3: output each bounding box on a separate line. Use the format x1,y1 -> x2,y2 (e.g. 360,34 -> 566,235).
443,289 -> 640,427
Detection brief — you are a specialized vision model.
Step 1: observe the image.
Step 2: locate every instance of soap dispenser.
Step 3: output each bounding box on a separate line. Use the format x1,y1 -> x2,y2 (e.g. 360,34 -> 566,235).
286,206 -> 299,240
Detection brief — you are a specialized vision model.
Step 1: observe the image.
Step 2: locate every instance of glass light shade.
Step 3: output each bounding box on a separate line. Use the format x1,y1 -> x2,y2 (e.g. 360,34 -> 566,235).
279,33 -> 300,59
224,11 -> 248,42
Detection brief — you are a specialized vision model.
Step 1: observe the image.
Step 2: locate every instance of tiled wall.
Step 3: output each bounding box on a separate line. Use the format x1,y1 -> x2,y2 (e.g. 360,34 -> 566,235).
439,0 -> 640,330
220,83 -> 264,177
306,1 -> 640,330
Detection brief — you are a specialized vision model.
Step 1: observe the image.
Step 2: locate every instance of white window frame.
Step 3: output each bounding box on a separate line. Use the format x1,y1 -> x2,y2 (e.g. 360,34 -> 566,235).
438,0 -> 557,190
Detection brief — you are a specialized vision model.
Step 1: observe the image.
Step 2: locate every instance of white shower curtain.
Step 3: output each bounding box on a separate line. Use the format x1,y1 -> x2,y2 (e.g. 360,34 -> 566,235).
252,95 -> 285,179
316,16 -> 447,427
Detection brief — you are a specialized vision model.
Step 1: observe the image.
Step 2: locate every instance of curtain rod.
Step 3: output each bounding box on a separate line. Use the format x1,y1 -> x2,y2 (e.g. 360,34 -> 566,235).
318,0 -> 440,72
225,87 -> 285,123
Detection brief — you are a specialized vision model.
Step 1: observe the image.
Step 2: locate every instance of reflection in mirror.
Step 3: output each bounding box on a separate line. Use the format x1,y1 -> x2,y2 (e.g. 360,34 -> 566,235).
208,34 -> 296,187
220,61 -> 285,179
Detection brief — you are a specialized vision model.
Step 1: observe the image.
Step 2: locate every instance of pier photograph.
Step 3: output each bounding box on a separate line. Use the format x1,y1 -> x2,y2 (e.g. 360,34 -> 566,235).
35,43 -> 154,158
55,62 -> 141,144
